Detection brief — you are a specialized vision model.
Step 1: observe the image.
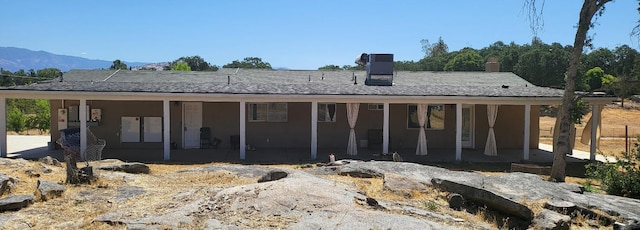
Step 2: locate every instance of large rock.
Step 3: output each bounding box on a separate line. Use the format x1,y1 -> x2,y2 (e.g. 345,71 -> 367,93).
35,180 -> 65,201
0,195 -> 34,212
96,160 -> 150,174
39,156 -> 62,167
532,209 -> 571,230
341,161 -> 640,224
432,178 -> 533,220
383,173 -> 427,197
179,164 -> 273,178
0,174 -> 18,196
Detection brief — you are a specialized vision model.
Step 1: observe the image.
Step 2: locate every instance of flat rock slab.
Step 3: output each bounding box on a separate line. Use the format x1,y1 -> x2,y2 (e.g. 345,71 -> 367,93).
0,195 -> 34,212
179,164 -> 274,178
95,159 -> 150,174
0,158 -> 28,167
36,180 -> 65,201
383,173 -> 427,197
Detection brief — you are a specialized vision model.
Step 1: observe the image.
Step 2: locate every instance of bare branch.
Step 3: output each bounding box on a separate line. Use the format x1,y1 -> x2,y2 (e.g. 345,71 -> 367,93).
523,0 -> 546,36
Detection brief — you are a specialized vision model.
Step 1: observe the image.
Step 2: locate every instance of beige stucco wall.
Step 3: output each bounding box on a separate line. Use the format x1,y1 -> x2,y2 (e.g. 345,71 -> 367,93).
49,101 -> 539,151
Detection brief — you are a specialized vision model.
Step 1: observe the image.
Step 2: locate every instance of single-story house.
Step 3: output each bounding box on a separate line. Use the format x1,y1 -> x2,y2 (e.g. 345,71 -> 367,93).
0,55 -> 611,162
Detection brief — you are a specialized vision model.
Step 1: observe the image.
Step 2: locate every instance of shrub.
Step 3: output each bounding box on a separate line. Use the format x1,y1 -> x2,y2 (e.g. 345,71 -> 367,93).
586,137 -> 640,198
7,107 -> 26,133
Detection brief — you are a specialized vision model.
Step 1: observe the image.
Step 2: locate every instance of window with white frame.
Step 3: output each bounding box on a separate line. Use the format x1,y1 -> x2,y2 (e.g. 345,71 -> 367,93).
248,103 -> 288,122
368,103 -> 384,110
318,103 -> 337,122
407,104 -> 445,130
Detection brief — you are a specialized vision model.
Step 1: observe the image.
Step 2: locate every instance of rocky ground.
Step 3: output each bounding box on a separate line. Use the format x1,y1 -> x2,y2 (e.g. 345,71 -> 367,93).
1,157 -> 639,229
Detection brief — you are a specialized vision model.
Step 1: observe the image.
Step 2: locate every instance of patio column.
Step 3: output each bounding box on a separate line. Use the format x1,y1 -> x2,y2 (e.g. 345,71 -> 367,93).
163,99 -> 171,160
383,102 -> 389,154
456,103 -> 462,161
239,101 -> 246,160
311,101 -> 318,160
590,103 -> 601,161
0,97 -> 6,157
79,99 -> 87,160
523,104 -> 531,161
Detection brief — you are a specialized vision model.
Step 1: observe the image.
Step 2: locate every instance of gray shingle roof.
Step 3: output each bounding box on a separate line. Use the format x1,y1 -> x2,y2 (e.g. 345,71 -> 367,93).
3,69 -> 566,97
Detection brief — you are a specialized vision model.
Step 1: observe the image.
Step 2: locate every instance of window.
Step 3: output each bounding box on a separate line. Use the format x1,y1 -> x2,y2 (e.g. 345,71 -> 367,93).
318,103 -> 336,122
368,103 -> 384,110
248,103 -> 288,122
407,104 -> 445,130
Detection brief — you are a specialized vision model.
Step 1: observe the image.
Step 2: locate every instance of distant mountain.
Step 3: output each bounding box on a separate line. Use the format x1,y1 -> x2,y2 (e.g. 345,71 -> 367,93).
0,47 -> 147,72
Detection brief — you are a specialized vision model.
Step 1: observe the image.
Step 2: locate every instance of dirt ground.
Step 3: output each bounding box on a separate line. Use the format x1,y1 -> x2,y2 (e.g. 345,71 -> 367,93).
539,102 -> 640,158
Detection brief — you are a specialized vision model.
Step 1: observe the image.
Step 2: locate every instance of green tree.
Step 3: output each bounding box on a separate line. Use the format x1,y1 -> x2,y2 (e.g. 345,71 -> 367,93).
318,65 -> 342,70
7,107 -> 26,134
513,42 -> 570,88
172,55 -> 218,71
421,37 -> 449,57
110,59 -> 128,70
172,62 -> 191,71
223,57 -> 272,69
37,68 -> 62,79
585,67 -> 605,91
443,48 -> 483,71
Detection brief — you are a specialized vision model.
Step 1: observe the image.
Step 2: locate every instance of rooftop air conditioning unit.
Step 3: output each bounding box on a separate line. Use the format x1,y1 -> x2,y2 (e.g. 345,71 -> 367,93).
355,53 -> 394,86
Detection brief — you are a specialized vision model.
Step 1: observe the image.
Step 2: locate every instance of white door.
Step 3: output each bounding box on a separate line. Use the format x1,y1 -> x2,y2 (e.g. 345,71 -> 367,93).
182,102 -> 202,149
462,105 -> 474,148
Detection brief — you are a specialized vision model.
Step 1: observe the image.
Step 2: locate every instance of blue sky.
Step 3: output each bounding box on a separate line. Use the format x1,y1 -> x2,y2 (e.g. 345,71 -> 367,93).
1,1 -> 638,69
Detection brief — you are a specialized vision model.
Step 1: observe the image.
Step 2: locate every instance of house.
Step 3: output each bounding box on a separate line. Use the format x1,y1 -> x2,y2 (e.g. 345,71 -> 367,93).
0,55 -> 611,162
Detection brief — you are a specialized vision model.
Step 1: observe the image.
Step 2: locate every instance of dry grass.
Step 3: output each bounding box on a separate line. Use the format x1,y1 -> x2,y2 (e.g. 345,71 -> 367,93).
539,105 -> 640,158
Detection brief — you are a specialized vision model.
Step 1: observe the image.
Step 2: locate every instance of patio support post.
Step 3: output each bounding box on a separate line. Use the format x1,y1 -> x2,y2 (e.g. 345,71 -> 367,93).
456,103 -> 462,161
0,97 -> 6,157
383,102 -> 389,154
311,101 -> 318,160
239,101 -> 246,160
79,99 -> 87,160
163,100 -> 171,160
523,104 -> 531,161
590,103 -> 601,161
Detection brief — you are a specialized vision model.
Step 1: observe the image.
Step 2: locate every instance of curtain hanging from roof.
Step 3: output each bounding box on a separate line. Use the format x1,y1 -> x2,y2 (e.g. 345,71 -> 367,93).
580,105 -> 603,148
416,104 -> 428,155
346,103 -> 360,155
484,104 -> 499,156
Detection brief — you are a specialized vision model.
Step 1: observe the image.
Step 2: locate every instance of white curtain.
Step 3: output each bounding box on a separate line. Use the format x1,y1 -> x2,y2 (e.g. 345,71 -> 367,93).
346,103 -> 360,155
416,104 -> 428,155
484,105 -> 499,156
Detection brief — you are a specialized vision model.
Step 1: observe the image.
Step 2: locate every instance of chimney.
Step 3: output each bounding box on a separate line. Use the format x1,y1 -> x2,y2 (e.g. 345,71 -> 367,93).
485,57 -> 500,72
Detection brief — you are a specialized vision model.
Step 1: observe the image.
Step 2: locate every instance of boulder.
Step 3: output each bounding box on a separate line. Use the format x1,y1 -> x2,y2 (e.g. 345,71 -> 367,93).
339,166 -> 383,178
257,170 -> 288,183
532,209 -> 571,230
179,165 -> 273,178
544,200 -> 577,215
382,173 -> 427,197
39,156 -> 62,167
35,180 -> 65,201
432,178 -> 533,221
0,195 -> 34,212
0,174 -> 18,196
97,162 -> 149,174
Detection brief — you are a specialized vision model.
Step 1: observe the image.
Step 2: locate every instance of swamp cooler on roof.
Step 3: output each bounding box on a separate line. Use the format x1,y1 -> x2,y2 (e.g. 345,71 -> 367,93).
355,53 -> 394,86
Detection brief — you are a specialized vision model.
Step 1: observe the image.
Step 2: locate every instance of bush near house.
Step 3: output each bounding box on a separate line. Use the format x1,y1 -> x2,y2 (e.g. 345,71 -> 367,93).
586,137 -> 640,198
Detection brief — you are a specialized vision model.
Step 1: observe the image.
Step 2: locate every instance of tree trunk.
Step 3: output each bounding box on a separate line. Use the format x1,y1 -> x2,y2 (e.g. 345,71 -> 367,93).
550,0 -> 611,182
64,155 -> 79,184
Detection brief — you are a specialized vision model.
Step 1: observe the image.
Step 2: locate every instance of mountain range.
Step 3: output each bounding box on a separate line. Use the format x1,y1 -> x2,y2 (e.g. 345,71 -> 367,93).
0,47 -> 147,72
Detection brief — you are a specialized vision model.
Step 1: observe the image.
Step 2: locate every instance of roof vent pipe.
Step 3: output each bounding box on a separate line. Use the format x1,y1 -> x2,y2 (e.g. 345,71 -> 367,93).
227,75 -> 230,85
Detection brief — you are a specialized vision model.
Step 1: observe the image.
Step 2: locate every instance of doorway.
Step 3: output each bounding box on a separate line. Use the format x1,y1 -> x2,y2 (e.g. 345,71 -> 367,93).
182,102 -> 202,149
462,105 -> 475,148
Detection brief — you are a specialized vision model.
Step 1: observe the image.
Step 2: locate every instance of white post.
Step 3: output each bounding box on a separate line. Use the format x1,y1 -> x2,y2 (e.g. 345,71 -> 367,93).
239,101 -> 246,160
456,103 -> 462,161
163,100 -> 171,161
311,101 -> 318,160
0,97 -> 6,157
383,102 -> 390,154
523,104 -> 531,161
590,104 -> 600,161
79,99 -> 87,160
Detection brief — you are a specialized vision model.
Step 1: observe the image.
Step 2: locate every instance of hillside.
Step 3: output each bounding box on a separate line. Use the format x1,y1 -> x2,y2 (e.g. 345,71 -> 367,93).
0,47 -> 146,72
